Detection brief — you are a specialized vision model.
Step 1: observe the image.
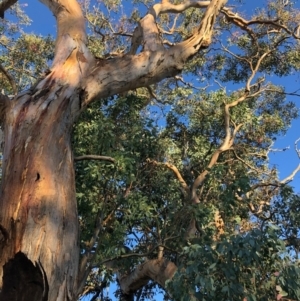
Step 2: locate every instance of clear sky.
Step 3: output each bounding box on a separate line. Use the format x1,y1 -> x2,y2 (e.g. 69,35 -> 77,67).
18,1 -> 300,300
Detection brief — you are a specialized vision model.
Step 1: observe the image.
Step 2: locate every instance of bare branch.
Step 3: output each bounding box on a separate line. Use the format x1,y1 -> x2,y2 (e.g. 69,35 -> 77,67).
221,7 -> 300,40
74,155 -> 115,163
281,164 -> 300,184
295,138 -> 300,158
136,0 -> 215,52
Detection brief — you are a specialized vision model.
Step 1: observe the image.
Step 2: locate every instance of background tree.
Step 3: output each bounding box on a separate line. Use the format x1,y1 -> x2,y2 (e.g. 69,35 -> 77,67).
0,1 -> 300,301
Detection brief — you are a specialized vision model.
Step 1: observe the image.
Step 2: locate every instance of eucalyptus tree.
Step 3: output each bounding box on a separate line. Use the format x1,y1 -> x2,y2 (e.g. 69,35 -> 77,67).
0,1 -> 299,301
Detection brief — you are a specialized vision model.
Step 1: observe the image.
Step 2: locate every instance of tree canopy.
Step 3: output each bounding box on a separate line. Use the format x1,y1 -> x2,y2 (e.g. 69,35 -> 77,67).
0,1 -> 300,301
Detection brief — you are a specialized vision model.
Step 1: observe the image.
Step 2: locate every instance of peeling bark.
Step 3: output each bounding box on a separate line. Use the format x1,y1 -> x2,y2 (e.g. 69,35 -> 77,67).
0,86 -> 80,300
0,0 -> 228,300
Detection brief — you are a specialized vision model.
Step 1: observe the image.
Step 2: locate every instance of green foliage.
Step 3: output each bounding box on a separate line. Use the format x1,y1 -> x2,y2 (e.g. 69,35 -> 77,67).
168,226 -> 300,301
71,1 -> 300,295
1,1 -> 300,301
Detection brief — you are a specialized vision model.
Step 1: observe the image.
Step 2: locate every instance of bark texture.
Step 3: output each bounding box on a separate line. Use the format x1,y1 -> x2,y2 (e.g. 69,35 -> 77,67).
0,1 -> 90,299
0,0 -> 227,300
0,86 -> 80,300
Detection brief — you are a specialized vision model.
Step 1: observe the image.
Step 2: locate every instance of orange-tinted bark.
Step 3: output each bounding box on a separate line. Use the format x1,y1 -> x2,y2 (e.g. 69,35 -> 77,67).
0,86 -> 79,301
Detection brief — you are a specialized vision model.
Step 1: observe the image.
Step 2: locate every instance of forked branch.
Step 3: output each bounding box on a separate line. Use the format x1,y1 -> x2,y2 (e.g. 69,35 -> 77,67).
221,7 -> 300,40
83,0 -> 228,105
191,102 -> 243,202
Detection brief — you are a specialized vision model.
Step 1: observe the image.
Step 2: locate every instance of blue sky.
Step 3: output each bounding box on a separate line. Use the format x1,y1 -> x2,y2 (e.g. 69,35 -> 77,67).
18,1 -> 300,300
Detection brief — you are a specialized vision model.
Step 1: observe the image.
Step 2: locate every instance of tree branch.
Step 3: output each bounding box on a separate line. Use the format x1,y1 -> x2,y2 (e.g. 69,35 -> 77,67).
221,8 -> 300,40
77,209 -> 115,296
265,88 -> 300,97
295,138 -> 300,158
191,102 -> 243,202
82,0 -> 228,106
100,244 -> 160,268
118,258 -> 177,295
280,164 -> 300,184
154,0 -> 211,15
74,155 -> 115,163
0,0 -> 17,18
39,0 -> 94,89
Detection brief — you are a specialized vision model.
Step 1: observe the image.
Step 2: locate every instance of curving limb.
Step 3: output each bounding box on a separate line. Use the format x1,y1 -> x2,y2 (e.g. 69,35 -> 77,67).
82,0 -> 228,106
221,7 -> 300,40
0,0 -> 17,18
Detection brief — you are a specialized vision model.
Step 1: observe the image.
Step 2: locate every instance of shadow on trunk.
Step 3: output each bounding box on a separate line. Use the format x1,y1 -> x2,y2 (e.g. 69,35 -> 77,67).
0,251 -> 49,301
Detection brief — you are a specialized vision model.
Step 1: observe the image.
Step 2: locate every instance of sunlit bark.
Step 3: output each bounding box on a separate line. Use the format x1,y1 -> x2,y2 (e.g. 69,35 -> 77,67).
0,88 -> 79,300
0,0 -> 228,300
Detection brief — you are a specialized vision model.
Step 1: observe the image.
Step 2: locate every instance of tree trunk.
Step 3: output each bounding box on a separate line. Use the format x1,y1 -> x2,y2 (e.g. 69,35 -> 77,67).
0,0 -> 227,299
0,86 -> 80,301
